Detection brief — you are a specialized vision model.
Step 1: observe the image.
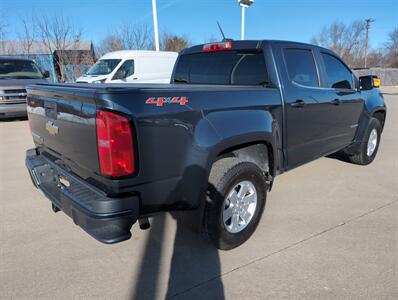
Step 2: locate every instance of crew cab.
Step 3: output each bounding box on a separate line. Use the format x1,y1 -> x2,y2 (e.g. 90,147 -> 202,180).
25,40 -> 386,249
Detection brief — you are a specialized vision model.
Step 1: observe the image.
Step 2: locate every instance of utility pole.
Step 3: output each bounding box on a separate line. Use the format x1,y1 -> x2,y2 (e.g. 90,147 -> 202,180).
239,0 -> 254,40
241,5 -> 245,40
152,0 -> 160,51
364,18 -> 375,68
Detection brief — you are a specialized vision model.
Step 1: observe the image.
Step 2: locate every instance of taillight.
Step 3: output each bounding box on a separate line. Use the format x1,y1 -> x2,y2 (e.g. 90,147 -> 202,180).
96,110 -> 134,177
203,41 -> 232,52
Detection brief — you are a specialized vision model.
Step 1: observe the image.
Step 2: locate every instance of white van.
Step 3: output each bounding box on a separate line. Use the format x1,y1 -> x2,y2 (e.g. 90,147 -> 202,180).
76,50 -> 178,84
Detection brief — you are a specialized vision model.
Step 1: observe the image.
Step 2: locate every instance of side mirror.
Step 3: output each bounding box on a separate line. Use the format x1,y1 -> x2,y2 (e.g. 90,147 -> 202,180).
42,70 -> 50,78
359,75 -> 380,90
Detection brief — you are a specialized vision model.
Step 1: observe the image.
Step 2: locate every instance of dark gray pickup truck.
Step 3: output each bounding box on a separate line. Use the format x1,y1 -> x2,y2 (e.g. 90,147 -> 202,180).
25,40 -> 386,249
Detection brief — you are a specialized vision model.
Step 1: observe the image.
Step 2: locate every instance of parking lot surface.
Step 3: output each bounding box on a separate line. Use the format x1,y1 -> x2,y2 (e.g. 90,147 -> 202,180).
1,87 -> 397,300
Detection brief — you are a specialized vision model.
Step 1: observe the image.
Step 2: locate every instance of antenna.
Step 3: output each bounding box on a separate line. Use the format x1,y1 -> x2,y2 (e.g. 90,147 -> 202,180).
217,21 -> 226,41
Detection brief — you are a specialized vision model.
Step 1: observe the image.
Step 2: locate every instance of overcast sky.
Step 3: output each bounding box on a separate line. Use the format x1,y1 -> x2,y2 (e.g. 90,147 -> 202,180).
1,0 -> 397,48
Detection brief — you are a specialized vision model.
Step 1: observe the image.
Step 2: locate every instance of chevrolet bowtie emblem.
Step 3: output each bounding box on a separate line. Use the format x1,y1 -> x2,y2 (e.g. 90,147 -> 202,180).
46,120 -> 59,136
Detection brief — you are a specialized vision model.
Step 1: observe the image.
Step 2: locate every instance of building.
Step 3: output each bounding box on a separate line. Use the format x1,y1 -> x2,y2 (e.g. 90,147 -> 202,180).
0,40 -> 95,82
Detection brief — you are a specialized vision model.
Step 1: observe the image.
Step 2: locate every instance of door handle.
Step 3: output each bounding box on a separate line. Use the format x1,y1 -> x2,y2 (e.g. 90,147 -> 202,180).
290,99 -> 306,108
331,99 -> 342,105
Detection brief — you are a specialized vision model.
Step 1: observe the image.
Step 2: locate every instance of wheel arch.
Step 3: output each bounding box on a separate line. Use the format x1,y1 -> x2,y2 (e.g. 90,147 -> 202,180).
209,138 -> 276,191
215,141 -> 273,175
372,109 -> 386,131
344,106 -> 386,156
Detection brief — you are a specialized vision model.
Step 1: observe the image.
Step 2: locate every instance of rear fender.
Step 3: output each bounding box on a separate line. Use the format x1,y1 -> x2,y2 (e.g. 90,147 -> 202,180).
167,109 -> 279,212
205,109 -> 279,176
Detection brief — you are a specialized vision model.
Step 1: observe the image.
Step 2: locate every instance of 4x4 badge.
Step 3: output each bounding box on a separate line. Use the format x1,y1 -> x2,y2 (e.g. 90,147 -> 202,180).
145,96 -> 188,107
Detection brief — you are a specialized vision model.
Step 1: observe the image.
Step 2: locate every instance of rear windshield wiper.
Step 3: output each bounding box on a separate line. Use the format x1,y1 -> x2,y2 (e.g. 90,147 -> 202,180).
0,76 -> 41,79
258,81 -> 274,88
14,76 -> 42,79
173,78 -> 189,83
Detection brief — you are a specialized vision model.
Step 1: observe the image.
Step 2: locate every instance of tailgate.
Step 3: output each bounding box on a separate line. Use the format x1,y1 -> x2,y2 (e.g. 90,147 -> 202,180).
26,84 -> 100,175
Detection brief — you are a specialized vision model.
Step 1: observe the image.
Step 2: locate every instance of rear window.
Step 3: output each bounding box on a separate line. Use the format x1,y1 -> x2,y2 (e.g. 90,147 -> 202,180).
173,51 -> 268,85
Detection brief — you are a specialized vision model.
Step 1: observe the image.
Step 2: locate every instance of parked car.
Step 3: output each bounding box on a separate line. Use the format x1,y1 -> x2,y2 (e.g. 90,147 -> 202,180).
25,40 -> 386,249
0,57 -> 49,119
76,50 -> 178,84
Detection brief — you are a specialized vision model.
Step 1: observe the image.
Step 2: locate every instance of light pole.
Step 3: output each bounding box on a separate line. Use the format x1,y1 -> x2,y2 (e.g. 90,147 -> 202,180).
152,0 -> 160,51
364,18 -> 375,68
239,0 -> 254,40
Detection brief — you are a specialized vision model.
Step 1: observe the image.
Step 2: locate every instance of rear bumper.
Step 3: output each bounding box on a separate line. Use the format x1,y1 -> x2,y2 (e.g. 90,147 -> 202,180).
0,103 -> 27,118
25,148 -> 139,244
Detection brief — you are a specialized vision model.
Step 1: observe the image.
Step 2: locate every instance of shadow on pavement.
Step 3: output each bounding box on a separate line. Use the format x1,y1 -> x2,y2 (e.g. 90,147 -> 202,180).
129,209 -> 225,300
326,152 -> 352,163
129,163 -> 225,299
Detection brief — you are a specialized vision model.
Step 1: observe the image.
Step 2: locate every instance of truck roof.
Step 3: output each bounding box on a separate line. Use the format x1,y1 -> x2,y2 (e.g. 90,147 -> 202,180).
264,39 -> 332,52
100,50 -> 178,60
0,56 -> 34,62
181,39 -> 333,55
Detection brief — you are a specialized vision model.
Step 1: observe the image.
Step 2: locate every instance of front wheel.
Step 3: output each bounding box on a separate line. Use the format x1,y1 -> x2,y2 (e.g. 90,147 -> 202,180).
204,158 -> 267,250
349,117 -> 382,165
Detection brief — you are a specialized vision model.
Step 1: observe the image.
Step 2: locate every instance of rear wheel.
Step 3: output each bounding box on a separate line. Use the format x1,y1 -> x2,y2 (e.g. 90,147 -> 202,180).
204,158 -> 267,250
349,118 -> 381,165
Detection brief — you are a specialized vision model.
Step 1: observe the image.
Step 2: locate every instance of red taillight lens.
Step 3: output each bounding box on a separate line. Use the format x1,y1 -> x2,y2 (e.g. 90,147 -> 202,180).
203,41 -> 232,52
96,110 -> 134,177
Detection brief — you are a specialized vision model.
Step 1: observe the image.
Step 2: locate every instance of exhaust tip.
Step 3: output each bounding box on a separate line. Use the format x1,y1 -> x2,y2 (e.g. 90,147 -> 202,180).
138,217 -> 150,230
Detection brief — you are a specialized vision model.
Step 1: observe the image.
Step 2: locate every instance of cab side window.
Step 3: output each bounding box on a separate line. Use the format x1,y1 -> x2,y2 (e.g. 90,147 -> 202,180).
283,48 -> 319,87
321,53 -> 353,89
232,53 -> 268,85
113,60 -> 134,80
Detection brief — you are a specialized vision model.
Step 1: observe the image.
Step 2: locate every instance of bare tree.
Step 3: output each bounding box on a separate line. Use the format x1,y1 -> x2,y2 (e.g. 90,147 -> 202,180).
18,15 -> 36,57
385,28 -> 398,67
65,50 -> 96,82
161,33 -> 189,52
366,49 -> 386,67
0,17 -> 6,41
311,20 -> 366,67
96,23 -> 154,57
35,14 -> 83,82
0,11 -> 9,54
120,23 -> 154,50
95,34 -> 124,57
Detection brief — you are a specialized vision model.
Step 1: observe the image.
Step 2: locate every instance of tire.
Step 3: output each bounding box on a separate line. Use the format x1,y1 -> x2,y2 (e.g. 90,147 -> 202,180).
204,158 -> 267,250
349,117 -> 382,165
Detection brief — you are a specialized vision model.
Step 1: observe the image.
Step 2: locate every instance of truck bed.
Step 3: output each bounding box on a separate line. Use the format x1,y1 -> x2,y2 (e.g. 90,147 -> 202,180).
26,82 -> 283,211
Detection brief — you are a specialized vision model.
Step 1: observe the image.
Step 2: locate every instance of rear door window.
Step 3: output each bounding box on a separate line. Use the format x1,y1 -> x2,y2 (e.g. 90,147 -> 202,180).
283,48 -> 319,87
173,51 -> 268,85
232,54 -> 268,85
321,53 -> 353,89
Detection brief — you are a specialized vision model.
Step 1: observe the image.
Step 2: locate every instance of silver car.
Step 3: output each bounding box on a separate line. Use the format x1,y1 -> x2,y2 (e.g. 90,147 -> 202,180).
0,57 -> 49,119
